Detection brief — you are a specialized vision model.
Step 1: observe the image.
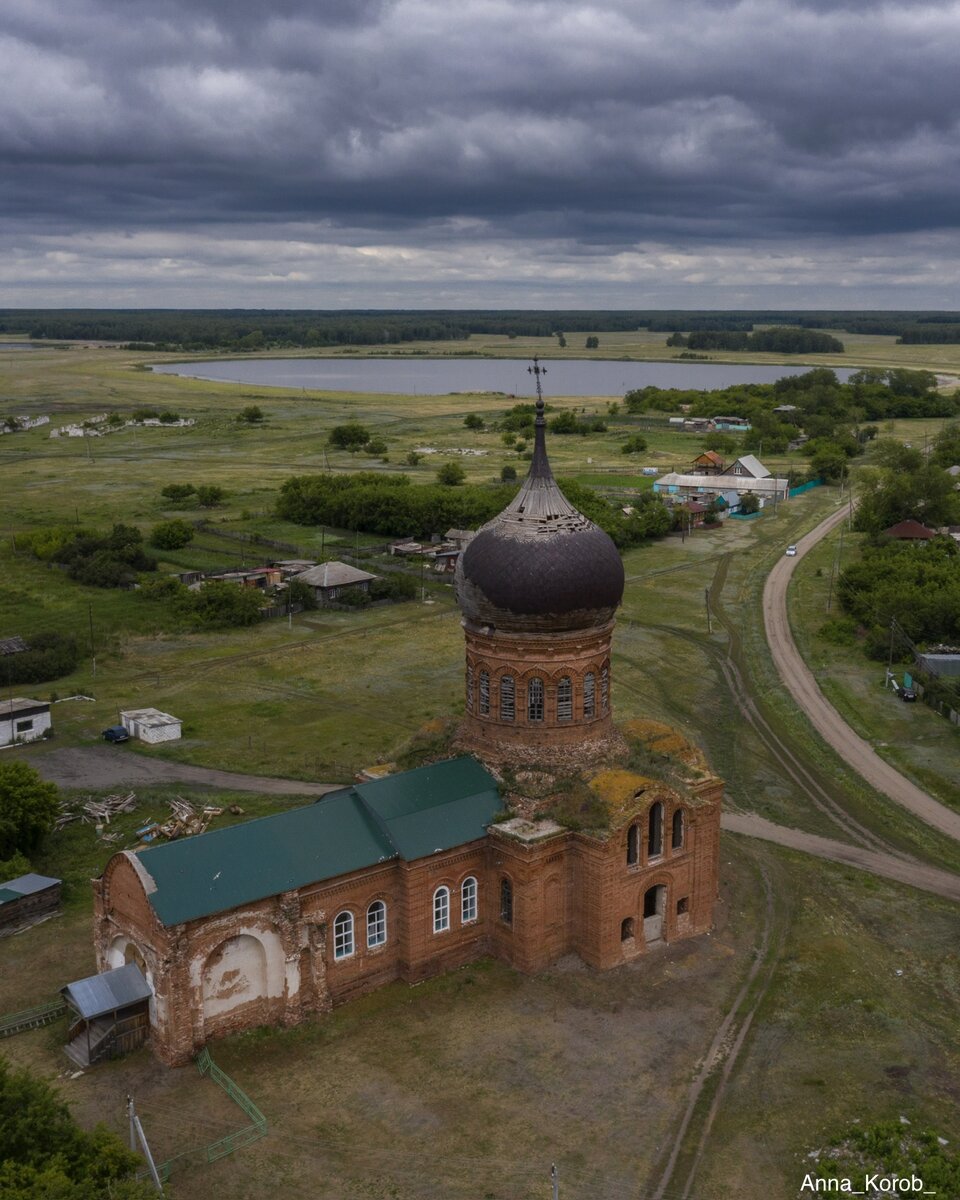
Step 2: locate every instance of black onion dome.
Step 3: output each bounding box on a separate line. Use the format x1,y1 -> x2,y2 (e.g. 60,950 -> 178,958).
455,381 -> 624,633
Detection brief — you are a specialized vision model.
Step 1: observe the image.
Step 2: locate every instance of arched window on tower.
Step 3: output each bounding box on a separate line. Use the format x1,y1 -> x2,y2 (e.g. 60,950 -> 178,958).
583,672 -> 596,718
648,802 -> 664,859
672,808 -> 685,851
465,664 -> 474,713
626,823 -> 640,866
557,676 -> 573,721
479,670 -> 490,716
600,665 -> 609,714
527,677 -> 544,722
500,675 -> 515,721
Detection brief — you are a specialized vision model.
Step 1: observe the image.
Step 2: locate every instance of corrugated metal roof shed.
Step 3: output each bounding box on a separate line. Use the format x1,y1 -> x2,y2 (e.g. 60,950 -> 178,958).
61,963 -> 151,1019
0,872 -> 60,897
0,636 -> 28,655
133,756 -> 500,927
293,561 -> 377,588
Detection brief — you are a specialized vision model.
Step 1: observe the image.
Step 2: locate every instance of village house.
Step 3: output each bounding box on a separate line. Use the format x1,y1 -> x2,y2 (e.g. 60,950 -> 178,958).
0,697 -> 51,747
690,451 -> 726,475
291,560 -> 378,604
882,520 -> 937,542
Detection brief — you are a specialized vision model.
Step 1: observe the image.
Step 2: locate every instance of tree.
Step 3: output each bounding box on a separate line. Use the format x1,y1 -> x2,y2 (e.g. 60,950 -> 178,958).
174,580 -> 264,628
286,578 -> 318,610
464,414 -> 484,430
329,423 -> 371,450
149,519 -> 194,550
195,485 -> 225,507
556,333 -> 567,348
157,410 -> 181,424
0,1056 -> 153,1200
500,464 -> 517,482
436,462 -> 466,486
703,432 -> 736,454
585,336 -> 599,349
0,761 -> 60,859
364,438 -> 388,457
237,405 -> 264,424
405,450 -> 423,465
621,435 -> 648,455
739,493 -> 760,515
808,444 -> 849,483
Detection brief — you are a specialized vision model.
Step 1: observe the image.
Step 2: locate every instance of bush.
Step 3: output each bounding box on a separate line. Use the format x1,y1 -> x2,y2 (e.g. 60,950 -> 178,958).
286,578 -> 318,610
132,407 -> 159,421
436,462 -> 466,486
149,519 -> 194,550
364,438 -> 388,457
464,414 -> 484,430
818,616 -> 858,645
0,761 -> 60,859
501,465 -> 517,482
238,405 -> 264,424
739,493 -> 760,514
585,336 -> 599,349
370,573 -> 418,601
174,580 -> 264,628
157,410 -> 181,424
161,483 -> 196,502
0,633 -> 79,685
406,450 -> 423,466
621,434 -> 648,455
195,485 -> 225,507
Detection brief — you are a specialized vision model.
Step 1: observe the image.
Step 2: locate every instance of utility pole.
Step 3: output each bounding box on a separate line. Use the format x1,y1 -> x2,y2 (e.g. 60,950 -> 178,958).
551,1163 -> 559,1200
87,604 -> 96,678
127,1096 -> 163,1194
705,587 -> 712,634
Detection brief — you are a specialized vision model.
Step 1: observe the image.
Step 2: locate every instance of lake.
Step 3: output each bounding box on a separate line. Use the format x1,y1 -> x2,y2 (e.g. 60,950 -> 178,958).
152,357 -> 856,396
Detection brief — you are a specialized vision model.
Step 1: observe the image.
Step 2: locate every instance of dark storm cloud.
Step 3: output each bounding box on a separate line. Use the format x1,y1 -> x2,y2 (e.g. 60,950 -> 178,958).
2,0 -> 959,303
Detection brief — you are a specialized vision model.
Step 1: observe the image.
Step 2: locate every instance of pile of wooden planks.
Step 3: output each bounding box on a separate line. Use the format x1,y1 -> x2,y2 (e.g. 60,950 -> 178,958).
55,792 -> 138,831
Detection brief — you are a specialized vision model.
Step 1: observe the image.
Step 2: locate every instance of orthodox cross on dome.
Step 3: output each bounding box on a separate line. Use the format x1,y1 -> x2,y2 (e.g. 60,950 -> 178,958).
528,357 -> 547,425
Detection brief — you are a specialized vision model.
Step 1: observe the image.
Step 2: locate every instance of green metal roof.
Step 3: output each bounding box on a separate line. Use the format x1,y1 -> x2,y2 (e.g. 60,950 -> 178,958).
0,889 -> 21,906
134,756 -> 500,927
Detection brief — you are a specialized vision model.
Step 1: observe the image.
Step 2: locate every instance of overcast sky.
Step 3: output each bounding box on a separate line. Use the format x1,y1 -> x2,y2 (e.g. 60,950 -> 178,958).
3,0 -> 960,309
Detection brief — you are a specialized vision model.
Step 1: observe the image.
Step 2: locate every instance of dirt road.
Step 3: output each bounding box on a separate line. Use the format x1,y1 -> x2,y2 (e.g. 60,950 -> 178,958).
722,811 -> 960,901
762,506 -> 960,842
23,745 -> 344,796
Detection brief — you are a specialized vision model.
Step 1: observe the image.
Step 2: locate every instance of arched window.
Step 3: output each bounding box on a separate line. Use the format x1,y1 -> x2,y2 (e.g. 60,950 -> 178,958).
461,876 -> 478,924
648,802 -> 663,858
333,911 -> 355,960
366,900 -> 387,948
433,886 -> 450,933
500,675 -> 515,721
466,664 -> 474,713
621,917 -> 635,941
479,670 -> 490,716
499,877 -> 513,925
557,676 -> 573,721
672,808 -> 685,851
600,665 -> 609,714
583,672 -> 596,718
626,823 -> 640,866
527,677 -> 544,722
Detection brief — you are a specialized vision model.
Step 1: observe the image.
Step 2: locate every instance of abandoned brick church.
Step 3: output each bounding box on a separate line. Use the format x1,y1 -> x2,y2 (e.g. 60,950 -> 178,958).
94,373 -> 723,1066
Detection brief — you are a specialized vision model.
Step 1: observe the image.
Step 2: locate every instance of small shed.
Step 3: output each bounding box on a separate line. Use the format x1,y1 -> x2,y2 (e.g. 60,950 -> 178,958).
443,529 -> 476,550
292,561 -> 378,603
121,707 -> 182,743
61,963 -> 151,1067
0,635 -> 28,656
0,697 -> 51,747
0,872 -> 61,935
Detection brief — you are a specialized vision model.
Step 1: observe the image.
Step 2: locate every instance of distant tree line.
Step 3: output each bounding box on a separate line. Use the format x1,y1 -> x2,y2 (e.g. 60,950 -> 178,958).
6,308 -> 960,350
667,328 -> 844,353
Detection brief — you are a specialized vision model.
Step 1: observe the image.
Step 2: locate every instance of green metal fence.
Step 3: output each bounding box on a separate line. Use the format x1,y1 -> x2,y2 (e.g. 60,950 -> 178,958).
0,998 -> 66,1039
148,1047 -> 268,1184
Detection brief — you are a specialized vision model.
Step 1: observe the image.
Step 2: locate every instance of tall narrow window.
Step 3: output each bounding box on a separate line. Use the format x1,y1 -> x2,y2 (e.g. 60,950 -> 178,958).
600,665 -> 609,714
557,676 -> 573,721
583,672 -> 596,718
500,675 -> 515,721
672,808 -> 685,851
626,823 -> 640,866
479,670 -> 490,716
333,911 -> 355,960
499,878 -> 513,925
433,886 -> 450,933
461,876 -> 478,924
466,664 -> 474,713
648,802 -> 663,858
527,677 -> 544,722
366,900 -> 387,948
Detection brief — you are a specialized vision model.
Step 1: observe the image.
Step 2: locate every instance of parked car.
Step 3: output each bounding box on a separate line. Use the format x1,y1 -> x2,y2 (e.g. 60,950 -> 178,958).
102,725 -> 130,743
785,545 -> 798,557
897,687 -> 917,703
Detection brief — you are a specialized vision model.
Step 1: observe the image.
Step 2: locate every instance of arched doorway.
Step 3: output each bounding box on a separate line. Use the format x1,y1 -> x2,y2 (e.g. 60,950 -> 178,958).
643,885 -> 666,943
